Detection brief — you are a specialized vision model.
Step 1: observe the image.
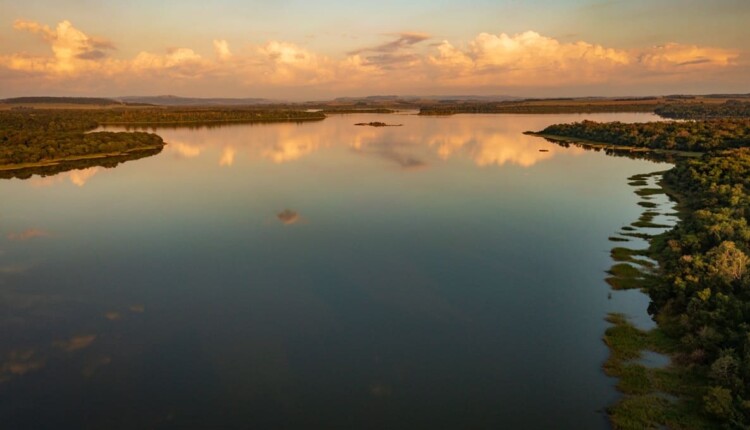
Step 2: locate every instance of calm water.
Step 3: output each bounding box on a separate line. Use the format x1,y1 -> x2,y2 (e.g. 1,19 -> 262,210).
1,113 -> 670,429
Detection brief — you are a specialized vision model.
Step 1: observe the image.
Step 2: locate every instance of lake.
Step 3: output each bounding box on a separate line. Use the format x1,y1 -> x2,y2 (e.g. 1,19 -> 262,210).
1,113 -> 671,429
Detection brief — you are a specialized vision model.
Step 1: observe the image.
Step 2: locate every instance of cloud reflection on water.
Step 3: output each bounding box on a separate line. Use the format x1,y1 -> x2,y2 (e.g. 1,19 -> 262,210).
112,115 -> 574,172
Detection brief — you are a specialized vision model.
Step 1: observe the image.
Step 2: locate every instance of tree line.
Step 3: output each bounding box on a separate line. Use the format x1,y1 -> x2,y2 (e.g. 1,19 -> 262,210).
0,108 -> 327,168
655,101 -> 750,120
540,119 -> 750,152
537,118 -> 750,426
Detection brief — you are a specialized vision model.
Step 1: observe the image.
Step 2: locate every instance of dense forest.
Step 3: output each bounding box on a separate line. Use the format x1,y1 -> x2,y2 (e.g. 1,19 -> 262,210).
650,149 -> 750,426
536,119 -> 750,427
418,102 -> 657,115
1,96 -> 125,105
0,108 -> 327,171
538,119 -> 750,152
0,146 -> 164,180
0,131 -> 163,166
655,101 -> 750,119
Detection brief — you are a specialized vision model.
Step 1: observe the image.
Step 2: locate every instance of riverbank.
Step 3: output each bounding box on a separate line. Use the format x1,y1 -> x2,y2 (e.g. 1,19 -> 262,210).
602,171 -> 714,429
0,143 -> 165,172
523,132 -> 702,158
530,118 -> 750,427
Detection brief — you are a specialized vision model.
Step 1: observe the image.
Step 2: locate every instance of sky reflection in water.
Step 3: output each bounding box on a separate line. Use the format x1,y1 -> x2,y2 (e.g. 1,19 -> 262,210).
1,113 -> 669,429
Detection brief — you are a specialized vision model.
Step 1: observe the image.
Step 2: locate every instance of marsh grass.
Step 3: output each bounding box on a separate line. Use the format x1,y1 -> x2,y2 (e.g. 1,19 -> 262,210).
604,314 -> 713,429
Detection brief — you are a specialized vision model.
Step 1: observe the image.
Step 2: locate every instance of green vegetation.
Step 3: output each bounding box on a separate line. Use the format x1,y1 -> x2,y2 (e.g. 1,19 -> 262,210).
538,119 -> 750,152
535,118 -> 750,428
0,107 -> 325,175
419,102 -> 657,115
0,110 -> 164,172
0,147 -> 163,180
656,101 -> 750,120
321,108 -> 395,114
603,314 -> 713,429
93,108 -> 325,125
609,236 -> 631,242
0,131 -> 163,167
2,96 -> 126,106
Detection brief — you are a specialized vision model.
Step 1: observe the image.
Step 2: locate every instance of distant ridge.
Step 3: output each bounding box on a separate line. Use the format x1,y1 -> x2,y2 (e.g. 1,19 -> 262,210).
331,95 -> 521,103
117,95 -> 276,106
2,96 -> 125,105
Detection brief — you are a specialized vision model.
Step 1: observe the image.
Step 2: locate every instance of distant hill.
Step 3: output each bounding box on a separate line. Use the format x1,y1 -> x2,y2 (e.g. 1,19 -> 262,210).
117,95 -> 276,106
2,96 -> 125,105
331,95 -> 521,103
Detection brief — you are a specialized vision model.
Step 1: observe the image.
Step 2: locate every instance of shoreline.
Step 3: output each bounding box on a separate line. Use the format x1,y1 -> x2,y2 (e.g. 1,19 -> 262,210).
524,132 -> 703,158
98,116 -> 326,127
0,143 -> 165,172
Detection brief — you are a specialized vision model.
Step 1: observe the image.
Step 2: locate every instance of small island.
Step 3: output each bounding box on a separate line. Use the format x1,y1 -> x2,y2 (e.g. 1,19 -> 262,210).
354,122 -> 403,127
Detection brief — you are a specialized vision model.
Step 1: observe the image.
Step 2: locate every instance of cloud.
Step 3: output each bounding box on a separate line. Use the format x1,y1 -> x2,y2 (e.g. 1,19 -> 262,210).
348,32 -> 430,69
7,229 -> 49,241
213,39 -> 232,61
11,19 -> 116,72
349,32 -> 431,55
2,19 -> 741,97
428,31 -> 740,87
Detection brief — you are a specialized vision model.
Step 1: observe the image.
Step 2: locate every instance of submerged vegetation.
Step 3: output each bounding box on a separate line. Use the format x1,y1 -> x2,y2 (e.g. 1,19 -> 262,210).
535,119 -> 750,428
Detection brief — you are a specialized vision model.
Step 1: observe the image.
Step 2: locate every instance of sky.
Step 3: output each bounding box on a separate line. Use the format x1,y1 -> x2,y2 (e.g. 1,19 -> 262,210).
0,0 -> 748,100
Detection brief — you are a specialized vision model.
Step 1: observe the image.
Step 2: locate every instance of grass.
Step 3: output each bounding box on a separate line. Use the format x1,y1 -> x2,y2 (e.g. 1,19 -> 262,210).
609,236 -> 630,242
603,313 -> 714,429
603,171 -> 716,429
628,180 -> 648,186
631,220 -> 672,229
605,263 -> 649,290
621,232 -> 654,240
635,188 -> 666,197
608,263 -> 644,278
611,247 -> 655,268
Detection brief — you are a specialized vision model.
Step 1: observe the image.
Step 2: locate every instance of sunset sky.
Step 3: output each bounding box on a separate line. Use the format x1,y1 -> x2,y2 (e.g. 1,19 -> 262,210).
1,0 -> 748,100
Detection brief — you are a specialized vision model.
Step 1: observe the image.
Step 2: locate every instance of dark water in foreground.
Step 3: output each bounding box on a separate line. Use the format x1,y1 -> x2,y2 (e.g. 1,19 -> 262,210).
1,113 -> 670,429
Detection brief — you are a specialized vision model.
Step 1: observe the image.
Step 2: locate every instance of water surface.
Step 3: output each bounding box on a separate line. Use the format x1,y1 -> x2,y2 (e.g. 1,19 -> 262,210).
1,113 -> 669,429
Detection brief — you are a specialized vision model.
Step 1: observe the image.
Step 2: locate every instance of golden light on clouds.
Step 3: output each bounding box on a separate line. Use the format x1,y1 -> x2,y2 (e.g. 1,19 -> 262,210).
0,19 -> 743,96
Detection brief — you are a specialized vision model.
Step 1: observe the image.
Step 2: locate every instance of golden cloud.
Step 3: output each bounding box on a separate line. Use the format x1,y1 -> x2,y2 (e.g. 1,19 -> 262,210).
2,19 -> 741,93
5,20 -> 740,91
213,39 -> 232,61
